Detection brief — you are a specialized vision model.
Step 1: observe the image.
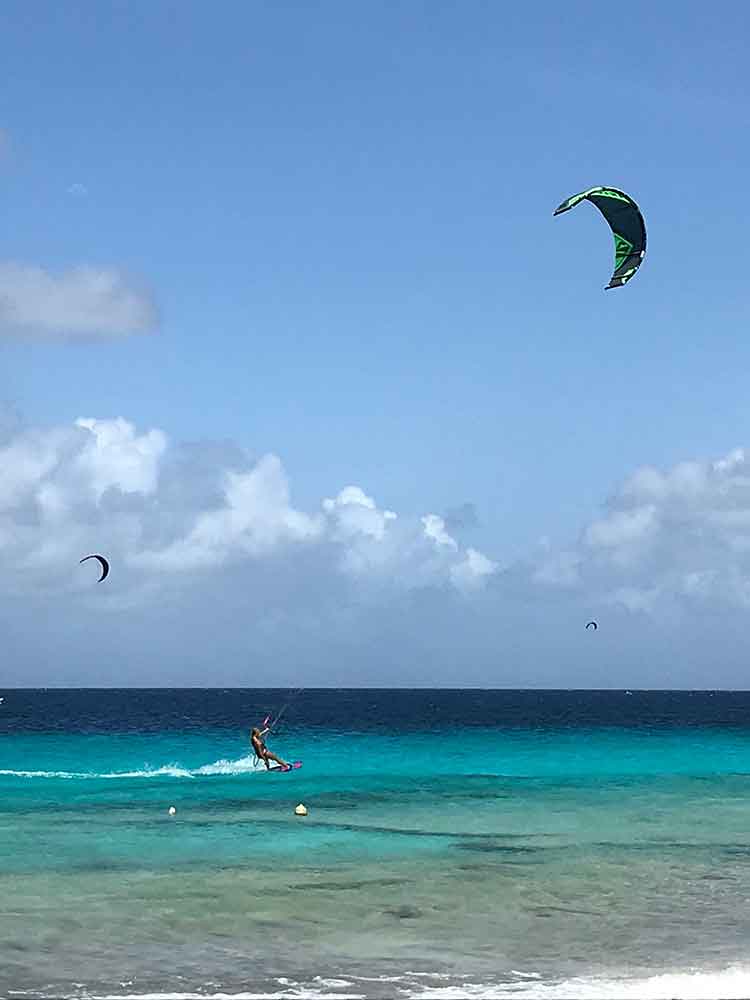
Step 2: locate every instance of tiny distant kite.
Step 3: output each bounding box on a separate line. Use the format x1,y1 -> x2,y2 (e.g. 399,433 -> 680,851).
553,187 -> 646,289
585,621 -> 598,630
80,554 -> 110,583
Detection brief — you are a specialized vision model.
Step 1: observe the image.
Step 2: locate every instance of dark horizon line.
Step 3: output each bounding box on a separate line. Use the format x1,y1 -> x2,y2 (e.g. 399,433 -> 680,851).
1,686 -> 746,693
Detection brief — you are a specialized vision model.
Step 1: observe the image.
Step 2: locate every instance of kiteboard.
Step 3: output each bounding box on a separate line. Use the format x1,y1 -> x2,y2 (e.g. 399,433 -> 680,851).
266,761 -> 303,773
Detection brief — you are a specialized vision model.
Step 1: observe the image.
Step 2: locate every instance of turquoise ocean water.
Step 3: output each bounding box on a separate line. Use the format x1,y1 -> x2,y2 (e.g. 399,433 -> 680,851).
3,689 -> 750,999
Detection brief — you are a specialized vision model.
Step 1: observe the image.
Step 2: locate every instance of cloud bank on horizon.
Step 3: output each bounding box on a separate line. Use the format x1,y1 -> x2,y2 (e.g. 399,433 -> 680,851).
533,446 -> 750,617
0,415 -> 496,597
2,411 -> 750,685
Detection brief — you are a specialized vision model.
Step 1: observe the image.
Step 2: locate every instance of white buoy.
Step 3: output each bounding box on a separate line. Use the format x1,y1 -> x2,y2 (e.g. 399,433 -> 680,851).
294,803 -> 308,816
168,806 -> 176,816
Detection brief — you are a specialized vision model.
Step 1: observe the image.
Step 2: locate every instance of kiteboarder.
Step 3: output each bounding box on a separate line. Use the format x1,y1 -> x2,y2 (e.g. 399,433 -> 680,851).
250,725 -> 289,771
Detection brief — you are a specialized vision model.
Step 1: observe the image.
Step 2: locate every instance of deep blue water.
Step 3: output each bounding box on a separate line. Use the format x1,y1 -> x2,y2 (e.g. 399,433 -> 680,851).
3,689 -> 750,999
6,687 -> 750,733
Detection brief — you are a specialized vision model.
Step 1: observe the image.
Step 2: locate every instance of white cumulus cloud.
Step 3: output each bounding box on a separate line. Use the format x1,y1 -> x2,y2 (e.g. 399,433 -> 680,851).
0,416 -> 497,601
135,456 -> 323,572
74,418 -> 166,500
422,514 -> 458,550
324,486 -> 397,542
450,547 -> 498,591
0,264 -> 157,339
533,446 -> 750,615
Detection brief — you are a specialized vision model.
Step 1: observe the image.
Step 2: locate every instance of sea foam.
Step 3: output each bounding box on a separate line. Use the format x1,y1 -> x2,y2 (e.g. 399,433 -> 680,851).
0,755 -> 263,781
76,965 -> 750,1000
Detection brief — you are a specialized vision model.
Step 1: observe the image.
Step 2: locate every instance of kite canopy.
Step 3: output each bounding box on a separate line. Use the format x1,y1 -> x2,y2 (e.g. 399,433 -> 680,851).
585,621 -> 598,630
553,187 -> 646,289
80,553 -> 110,583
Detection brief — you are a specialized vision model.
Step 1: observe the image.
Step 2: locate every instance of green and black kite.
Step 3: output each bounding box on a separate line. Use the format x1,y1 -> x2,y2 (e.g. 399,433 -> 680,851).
553,187 -> 646,289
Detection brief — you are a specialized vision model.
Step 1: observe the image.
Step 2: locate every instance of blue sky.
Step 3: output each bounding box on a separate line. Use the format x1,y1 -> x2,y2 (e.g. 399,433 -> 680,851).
2,2 -> 750,686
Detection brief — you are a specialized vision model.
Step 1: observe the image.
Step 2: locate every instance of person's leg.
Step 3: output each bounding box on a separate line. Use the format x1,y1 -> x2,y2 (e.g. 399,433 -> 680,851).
265,750 -> 289,768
